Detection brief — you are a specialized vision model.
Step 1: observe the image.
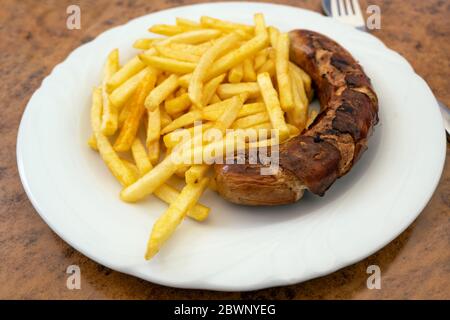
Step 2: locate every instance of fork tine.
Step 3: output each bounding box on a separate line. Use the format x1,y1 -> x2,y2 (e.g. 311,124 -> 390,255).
345,0 -> 354,15
338,0 -> 347,15
330,0 -> 339,16
351,0 -> 364,18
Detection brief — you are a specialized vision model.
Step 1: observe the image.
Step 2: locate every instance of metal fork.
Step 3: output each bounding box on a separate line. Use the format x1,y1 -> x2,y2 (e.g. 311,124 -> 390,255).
322,0 -> 450,140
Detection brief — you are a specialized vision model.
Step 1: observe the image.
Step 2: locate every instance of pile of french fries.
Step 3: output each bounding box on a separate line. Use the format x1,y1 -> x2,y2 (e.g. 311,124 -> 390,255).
88,14 -> 316,260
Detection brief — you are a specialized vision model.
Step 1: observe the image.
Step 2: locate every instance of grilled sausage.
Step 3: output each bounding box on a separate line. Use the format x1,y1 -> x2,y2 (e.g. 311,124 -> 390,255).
213,30 -> 379,206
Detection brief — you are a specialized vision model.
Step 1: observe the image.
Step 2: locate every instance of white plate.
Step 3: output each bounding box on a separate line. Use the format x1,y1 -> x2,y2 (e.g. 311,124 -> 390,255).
17,2 -> 446,291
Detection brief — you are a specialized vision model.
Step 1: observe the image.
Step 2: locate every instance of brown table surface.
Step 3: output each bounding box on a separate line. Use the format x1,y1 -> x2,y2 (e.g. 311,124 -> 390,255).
1,0 -> 449,299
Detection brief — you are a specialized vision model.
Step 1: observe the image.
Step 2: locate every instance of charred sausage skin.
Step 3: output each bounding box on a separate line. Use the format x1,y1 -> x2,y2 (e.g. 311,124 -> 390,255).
214,30 -> 379,205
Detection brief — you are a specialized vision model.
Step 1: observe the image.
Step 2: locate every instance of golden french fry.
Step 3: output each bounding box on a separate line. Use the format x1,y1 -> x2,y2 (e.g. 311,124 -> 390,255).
231,111 -> 269,129
87,134 -> 98,151
243,58 -> 256,82
289,61 -> 312,99
257,58 -> 275,77
210,94 -> 221,104
140,54 -> 197,74
114,69 -> 157,152
146,105 -> 161,147
268,26 -> 280,48
160,110 -> 202,135
287,67 -> 308,130
202,101 -> 265,121
287,123 -> 301,137
185,164 -> 210,184
118,97 -> 133,127
257,72 -> 290,141
131,138 -> 152,175
147,139 -> 160,165
228,63 -> 244,83
289,63 -> 309,108
145,74 -> 179,111
90,87 -> 136,186
145,177 -> 209,259
202,74 -> 226,106
175,17 -> 200,28
160,108 -> 172,128
206,34 -> 269,80
155,45 -> 201,63
254,49 -> 268,70
253,13 -> 267,37
109,67 -> 148,109
276,33 -> 294,111
166,42 -> 212,56
217,82 -> 260,99
163,122 -> 214,149
178,73 -> 192,88
148,24 -> 199,36
189,33 -> 241,108
100,49 -> 120,136
200,16 -> 254,35
164,93 -> 191,116
154,184 -> 210,222
122,159 -> 140,178
133,38 -> 159,50
107,56 -> 145,92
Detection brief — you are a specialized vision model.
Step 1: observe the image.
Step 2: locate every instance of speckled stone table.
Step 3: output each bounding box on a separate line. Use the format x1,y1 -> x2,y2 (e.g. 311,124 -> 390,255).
1,0 -> 449,299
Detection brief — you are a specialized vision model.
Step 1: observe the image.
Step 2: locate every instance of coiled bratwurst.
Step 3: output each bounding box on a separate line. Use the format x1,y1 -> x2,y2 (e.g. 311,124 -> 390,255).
214,30 -> 379,205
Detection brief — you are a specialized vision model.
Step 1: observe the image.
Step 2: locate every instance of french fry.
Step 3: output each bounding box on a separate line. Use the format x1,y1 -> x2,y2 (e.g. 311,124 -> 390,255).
185,164 -> 210,184
139,54 -> 197,74
147,139 -> 160,165
178,73 -> 192,88
164,93 -> 191,116
206,34 -> 269,80
268,26 -> 280,48
202,74 -> 226,106
90,87 -> 136,186
133,38 -> 159,50
148,24 -> 199,36
253,13 -> 267,37
202,101 -> 265,121
189,32 -> 241,108
254,49 -> 268,70
118,97 -> 133,127
109,67 -> 148,109
154,184 -> 210,222
122,159 -> 140,178
289,63 -> 309,108
231,111 -> 269,129
289,62 -> 312,100
210,94 -> 221,104
160,110 -> 202,135
257,58 -> 275,76
287,67 -> 308,130
87,134 -> 98,151
175,17 -> 200,28
145,177 -> 209,259
163,122 -> 214,149
106,56 -> 145,92
287,123 -> 301,137
160,108 -> 172,128
217,82 -> 260,99
145,74 -> 179,111
257,72 -> 290,141
275,33 -> 294,111
200,16 -> 254,35
131,138 -> 152,175
228,63 -> 244,83
100,49 -> 120,136
146,105 -> 161,148
166,42 -> 211,56
114,68 -> 157,152
155,45 -> 201,63
243,58 -> 256,82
